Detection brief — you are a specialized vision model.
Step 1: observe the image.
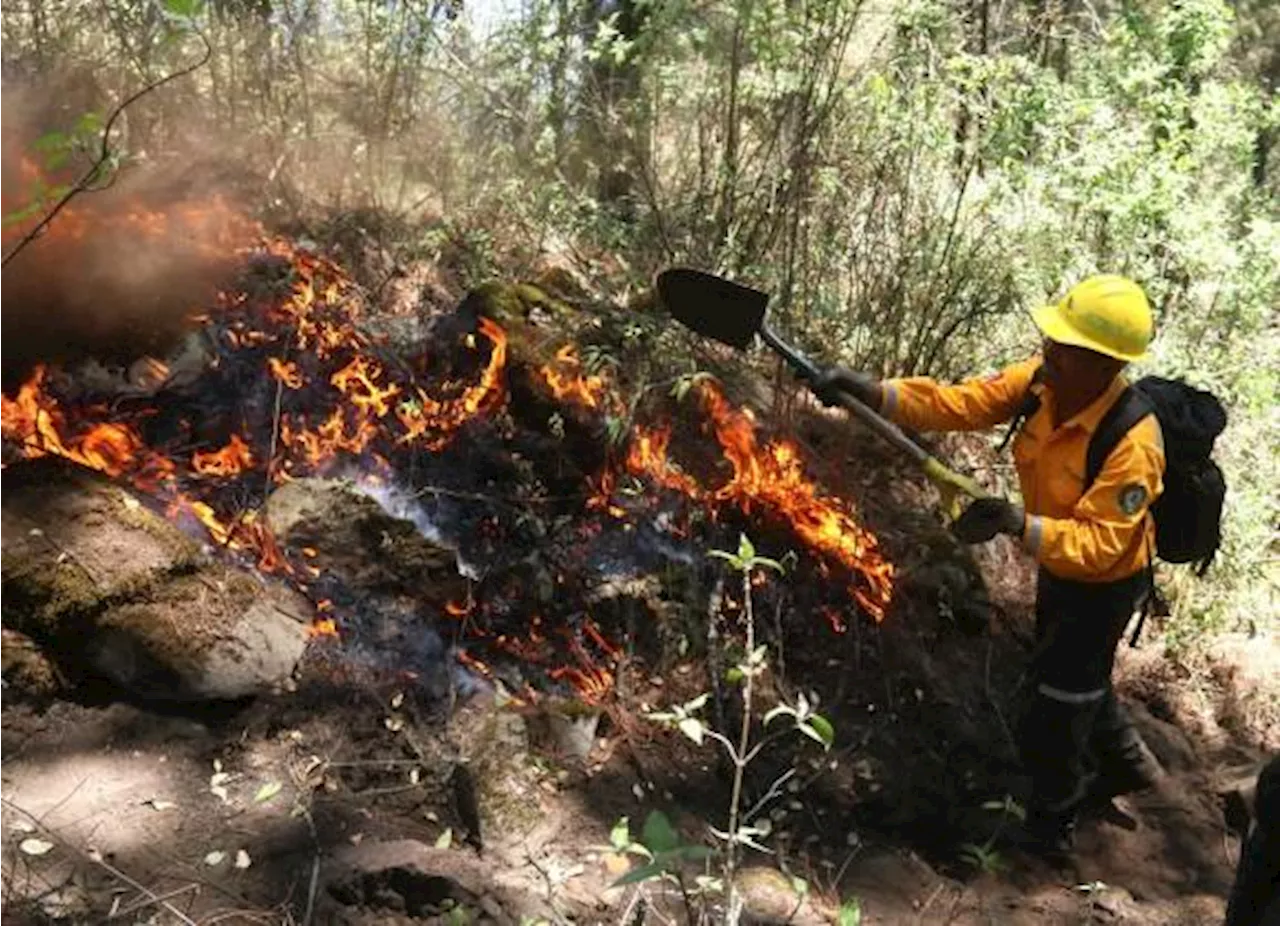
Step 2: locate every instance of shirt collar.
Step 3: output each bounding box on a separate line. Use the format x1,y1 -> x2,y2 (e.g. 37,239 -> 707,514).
1055,374 -> 1130,435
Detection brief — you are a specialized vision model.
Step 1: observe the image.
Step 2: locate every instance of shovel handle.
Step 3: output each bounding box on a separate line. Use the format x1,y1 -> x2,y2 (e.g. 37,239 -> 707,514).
829,388 -> 987,499
759,322 -> 989,510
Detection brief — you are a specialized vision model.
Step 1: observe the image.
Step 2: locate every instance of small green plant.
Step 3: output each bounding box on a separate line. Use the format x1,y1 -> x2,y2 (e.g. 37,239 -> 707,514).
644,534 -> 836,917
958,794 -> 1024,874
608,810 -> 712,887
838,897 -> 863,926
959,841 -> 1008,874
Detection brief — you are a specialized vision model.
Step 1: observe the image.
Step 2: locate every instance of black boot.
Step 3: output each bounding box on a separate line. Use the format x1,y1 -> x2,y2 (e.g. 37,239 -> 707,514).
1086,737 -> 1163,807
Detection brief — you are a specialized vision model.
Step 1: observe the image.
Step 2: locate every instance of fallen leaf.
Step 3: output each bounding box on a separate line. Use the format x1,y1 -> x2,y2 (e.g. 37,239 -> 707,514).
210,785 -> 229,803
253,781 -> 283,803
409,767 -> 421,785
19,838 -> 54,856
204,851 -> 226,866
234,850 -> 251,869
435,829 -> 453,849
391,692 -> 404,709
11,820 -> 35,834
602,852 -> 630,876
349,833 -> 365,846
143,799 -> 177,812
384,716 -> 404,732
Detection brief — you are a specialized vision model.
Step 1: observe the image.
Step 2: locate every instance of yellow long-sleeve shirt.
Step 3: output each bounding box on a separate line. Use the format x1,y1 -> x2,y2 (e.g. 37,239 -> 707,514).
881,358 -> 1164,582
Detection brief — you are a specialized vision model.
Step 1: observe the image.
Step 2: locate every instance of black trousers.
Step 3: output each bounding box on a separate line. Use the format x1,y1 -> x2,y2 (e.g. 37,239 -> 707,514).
1016,568 -> 1150,819
1225,753 -> 1280,926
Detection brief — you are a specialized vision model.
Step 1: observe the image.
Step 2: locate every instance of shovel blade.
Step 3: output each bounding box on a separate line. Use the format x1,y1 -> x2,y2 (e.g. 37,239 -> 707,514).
656,268 -> 767,351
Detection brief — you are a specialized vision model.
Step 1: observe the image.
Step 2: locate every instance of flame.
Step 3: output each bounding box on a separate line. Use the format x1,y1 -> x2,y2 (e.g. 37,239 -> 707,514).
192,433 -> 254,477
268,357 -> 304,389
626,426 -> 701,496
2,169 -> 892,704
609,381 -> 894,621
308,618 -> 339,638
540,345 -> 609,410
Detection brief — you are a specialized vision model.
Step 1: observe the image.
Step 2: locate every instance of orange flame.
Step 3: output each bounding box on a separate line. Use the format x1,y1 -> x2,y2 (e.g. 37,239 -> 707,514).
700,384 -> 894,619
192,433 -> 254,477
540,345 -> 609,410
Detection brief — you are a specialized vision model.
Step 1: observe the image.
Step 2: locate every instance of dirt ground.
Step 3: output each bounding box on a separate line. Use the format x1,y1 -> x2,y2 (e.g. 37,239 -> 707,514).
3,572 -> 1276,925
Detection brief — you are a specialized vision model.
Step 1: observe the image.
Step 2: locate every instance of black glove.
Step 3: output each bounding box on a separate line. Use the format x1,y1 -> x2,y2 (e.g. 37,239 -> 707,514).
951,497 -> 1024,544
811,366 -> 880,408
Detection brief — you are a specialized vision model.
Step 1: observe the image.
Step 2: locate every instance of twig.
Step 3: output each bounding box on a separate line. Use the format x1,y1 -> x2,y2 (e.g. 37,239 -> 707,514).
915,882 -> 946,924
2,27 -> 214,268
302,854 -> 321,926
110,883 -> 200,920
265,373 -> 285,503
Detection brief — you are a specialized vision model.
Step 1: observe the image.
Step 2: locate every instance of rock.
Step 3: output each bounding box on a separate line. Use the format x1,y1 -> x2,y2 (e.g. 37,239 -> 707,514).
2,459 -> 309,700
264,478 -> 464,605
2,459 -> 201,631
449,699 -> 543,845
86,565 -> 310,700
733,867 -> 832,926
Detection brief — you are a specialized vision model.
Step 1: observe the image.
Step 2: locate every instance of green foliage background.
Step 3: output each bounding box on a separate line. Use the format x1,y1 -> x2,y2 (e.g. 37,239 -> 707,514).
3,0 -> 1276,642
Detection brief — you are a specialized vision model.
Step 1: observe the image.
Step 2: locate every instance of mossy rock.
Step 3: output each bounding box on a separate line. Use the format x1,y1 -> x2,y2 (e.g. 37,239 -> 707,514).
1,459 -> 202,634
87,565 -> 309,700
462,281 -> 574,328
450,699 -> 543,842
1,459 -> 309,700
264,478 -> 464,605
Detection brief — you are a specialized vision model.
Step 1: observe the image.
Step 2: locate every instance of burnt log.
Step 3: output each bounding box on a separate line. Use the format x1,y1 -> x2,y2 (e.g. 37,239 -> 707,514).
1,459 -> 309,700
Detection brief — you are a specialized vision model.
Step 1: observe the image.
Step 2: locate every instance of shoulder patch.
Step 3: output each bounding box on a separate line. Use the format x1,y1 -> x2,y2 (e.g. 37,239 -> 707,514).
1118,483 -> 1148,516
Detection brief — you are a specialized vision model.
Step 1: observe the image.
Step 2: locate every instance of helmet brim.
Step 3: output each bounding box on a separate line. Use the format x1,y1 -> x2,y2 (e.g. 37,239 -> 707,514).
1031,303 -> 1147,363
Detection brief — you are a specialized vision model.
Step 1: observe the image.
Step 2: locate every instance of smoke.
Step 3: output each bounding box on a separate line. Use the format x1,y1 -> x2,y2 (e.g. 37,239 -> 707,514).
1,89 -> 260,391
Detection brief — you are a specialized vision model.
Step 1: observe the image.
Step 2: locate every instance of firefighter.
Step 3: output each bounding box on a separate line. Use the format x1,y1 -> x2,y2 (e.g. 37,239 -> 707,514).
817,274 -> 1165,859
1225,752 -> 1280,926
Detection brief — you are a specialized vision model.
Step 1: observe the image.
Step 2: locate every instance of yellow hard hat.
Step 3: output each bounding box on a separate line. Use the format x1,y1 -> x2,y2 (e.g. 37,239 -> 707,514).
1032,275 -> 1153,362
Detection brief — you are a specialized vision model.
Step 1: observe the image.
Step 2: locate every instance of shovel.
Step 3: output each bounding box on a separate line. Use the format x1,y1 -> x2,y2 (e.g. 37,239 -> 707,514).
655,267 -> 987,515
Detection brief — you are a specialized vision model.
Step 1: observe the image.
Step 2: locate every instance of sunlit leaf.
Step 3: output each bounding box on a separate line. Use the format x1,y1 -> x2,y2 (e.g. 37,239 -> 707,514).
838,898 -> 862,926
19,838 -> 54,857
435,828 -> 454,849
807,714 -> 835,748
610,817 -> 631,851
610,861 -> 666,887
677,717 -> 705,745
763,704 -> 793,726
254,781 -> 283,803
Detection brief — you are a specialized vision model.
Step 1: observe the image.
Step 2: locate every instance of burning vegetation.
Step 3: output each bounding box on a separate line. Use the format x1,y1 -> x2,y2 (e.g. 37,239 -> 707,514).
1,179 -> 895,706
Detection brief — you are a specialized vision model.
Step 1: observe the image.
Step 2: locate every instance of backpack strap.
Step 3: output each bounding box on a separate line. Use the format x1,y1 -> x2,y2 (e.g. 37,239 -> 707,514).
1084,385 -> 1155,488
997,364 -> 1046,454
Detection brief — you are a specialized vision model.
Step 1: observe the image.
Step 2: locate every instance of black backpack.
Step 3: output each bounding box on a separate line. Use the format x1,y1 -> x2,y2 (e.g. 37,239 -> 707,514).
1002,373 -> 1228,576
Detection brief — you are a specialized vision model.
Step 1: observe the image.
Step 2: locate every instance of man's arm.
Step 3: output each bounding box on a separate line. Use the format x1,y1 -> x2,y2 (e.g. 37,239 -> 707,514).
1021,417 -> 1165,580
881,357 -> 1040,433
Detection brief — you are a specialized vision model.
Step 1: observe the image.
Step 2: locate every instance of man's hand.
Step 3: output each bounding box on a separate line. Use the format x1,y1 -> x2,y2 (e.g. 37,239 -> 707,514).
952,497 -> 1025,544
811,366 -> 880,408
